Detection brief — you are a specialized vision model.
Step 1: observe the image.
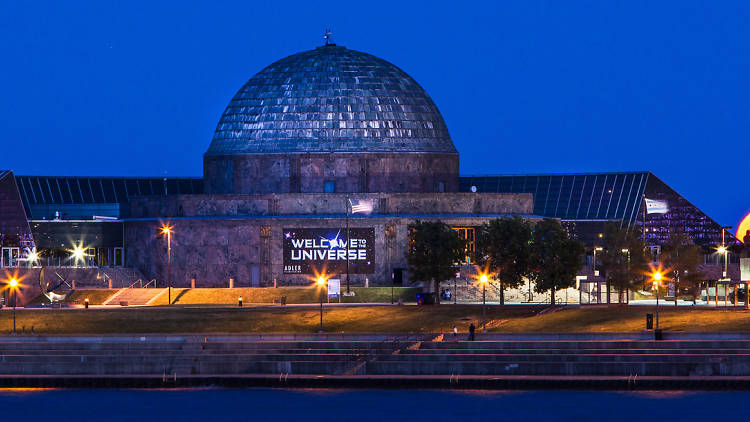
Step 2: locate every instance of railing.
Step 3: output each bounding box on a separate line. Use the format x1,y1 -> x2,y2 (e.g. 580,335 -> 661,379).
123,278 -> 158,289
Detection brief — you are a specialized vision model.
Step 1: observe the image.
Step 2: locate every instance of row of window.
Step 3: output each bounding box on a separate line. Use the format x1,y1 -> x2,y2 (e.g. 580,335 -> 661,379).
16,176 -> 203,206
460,173 -> 648,221
0,247 -> 123,268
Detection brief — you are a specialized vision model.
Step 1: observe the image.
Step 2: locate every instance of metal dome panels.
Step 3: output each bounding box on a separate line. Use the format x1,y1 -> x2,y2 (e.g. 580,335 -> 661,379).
206,45 -> 456,156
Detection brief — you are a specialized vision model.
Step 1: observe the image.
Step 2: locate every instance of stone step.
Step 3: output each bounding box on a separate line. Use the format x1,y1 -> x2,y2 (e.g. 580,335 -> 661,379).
364,361 -> 747,377
421,340 -> 750,349
402,348 -> 750,355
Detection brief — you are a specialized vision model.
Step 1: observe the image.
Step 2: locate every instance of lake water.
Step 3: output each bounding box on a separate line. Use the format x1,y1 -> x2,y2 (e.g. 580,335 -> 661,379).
0,388 -> 744,421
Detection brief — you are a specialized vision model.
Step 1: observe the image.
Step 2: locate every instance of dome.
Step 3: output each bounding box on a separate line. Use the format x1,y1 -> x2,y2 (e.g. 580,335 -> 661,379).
205,44 -> 456,156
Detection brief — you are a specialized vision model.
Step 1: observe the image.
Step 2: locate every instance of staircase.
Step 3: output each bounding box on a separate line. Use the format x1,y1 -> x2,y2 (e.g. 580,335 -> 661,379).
102,288 -> 167,306
1,334 -> 750,388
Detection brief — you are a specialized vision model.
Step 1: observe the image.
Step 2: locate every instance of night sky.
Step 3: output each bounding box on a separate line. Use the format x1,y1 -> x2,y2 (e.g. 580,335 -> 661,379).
2,1 -> 748,228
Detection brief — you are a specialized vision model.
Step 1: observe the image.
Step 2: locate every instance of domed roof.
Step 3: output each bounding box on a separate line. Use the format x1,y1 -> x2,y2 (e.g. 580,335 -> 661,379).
205,44 -> 456,156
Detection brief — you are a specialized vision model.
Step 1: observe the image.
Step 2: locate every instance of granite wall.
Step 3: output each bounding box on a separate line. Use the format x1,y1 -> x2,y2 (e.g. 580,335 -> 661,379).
203,152 -> 459,194
124,192 -> 534,288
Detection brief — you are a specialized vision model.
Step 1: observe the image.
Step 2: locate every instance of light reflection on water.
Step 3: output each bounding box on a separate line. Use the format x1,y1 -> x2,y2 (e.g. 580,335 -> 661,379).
0,388 -> 746,422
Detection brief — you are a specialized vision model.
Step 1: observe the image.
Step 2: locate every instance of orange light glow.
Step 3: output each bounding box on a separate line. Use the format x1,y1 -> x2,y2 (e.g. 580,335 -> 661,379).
317,276 -> 326,286
160,225 -> 172,235
738,212 -> 750,244
2,269 -> 26,290
645,263 -> 670,286
479,274 -> 488,284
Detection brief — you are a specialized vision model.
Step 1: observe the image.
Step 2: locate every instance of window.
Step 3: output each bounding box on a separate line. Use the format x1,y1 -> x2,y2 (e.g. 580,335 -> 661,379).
452,227 -> 476,264
324,181 -> 335,193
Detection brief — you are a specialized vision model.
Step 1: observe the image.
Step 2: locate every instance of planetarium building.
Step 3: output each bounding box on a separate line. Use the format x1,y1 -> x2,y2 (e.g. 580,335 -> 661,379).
0,40 -> 741,295
124,42 -> 533,287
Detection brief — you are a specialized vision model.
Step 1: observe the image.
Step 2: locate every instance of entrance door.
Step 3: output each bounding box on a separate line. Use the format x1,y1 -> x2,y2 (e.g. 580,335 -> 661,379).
251,266 -> 260,287
1,248 -> 19,267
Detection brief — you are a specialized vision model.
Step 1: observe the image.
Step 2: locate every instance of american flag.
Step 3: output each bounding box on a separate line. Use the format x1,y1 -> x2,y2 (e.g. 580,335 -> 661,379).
349,199 -> 373,214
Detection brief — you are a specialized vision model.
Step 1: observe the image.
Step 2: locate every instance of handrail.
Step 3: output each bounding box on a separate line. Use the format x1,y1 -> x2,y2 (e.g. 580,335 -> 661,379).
125,278 -> 142,290
143,279 -> 157,288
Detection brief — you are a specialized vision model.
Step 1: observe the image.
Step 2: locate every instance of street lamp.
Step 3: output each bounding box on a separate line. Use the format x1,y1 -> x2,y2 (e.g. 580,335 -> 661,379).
719,226 -> 732,279
317,276 -> 327,333
652,271 -> 662,331
26,249 -> 39,267
593,247 -> 603,277
160,225 -> 173,305
480,273 -> 488,333
9,278 -> 18,335
71,245 -> 86,267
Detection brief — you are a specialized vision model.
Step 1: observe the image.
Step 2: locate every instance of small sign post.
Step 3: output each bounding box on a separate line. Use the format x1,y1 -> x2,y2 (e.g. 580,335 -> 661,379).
328,279 -> 341,303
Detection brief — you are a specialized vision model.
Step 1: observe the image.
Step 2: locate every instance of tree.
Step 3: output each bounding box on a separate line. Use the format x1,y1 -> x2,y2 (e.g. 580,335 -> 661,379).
406,220 -> 465,304
478,217 -> 534,305
661,229 -> 703,306
598,223 -> 649,304
529,218 -> 585,305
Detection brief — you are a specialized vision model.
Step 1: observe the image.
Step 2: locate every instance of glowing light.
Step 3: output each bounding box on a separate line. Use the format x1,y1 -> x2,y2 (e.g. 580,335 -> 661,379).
160,225 -> 172,235
9,279 -> 17,288
317,276 -> 326,286
27,250 -> 39,262
738,212 -> 750,243
72,246 -> 85,262
717,246 -> 727,255
653,271 -> 662,282
479,274 -> 488,284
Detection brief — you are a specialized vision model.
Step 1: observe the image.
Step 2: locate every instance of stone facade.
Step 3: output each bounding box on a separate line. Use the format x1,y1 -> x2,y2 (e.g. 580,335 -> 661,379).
124,192 -> 533,288
204,152 -> 459,194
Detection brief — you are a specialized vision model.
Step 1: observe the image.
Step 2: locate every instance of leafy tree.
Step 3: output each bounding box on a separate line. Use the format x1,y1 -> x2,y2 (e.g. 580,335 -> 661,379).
406,220 -> 465,304
598,223 -> 649,304
478,217 -> 534,305
529,218 -> 585,305
661,229 -> 704,306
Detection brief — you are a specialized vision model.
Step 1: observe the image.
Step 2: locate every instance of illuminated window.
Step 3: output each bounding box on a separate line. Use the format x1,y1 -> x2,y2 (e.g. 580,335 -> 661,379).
452,227 -> 476,264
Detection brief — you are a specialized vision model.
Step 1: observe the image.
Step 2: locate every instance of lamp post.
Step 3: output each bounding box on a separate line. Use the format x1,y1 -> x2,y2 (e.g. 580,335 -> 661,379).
161,225 -> 172,305
317,276 -> 326,333
653,271 -> 662,330
9,278 -> 17,335
593,247 -> 603,304
719,226 -> 732,279
480,273 -> 488,333
593,247 -> 603,277
345,196 -> 351,295
622,248 -> 630,304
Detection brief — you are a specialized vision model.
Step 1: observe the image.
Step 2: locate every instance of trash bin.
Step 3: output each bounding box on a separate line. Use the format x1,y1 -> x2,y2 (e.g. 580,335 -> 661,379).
654,329 -> 663,341
422,292 -> 435,305
646,313 -> 653,330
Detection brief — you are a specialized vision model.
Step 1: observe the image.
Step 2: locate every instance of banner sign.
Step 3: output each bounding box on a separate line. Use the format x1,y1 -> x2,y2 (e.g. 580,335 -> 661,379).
741,258 -> 750,281
282,227 -> 375,274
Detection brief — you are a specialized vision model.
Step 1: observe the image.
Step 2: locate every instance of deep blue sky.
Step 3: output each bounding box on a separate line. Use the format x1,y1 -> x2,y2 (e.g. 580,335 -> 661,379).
2,1 -> 749,228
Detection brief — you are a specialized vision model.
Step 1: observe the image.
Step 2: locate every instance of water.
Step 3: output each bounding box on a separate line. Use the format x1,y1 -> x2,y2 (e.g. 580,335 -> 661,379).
0,388 -> 744,421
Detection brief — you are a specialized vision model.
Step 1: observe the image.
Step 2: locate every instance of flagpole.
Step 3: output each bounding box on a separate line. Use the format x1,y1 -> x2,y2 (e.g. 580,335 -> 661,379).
346,195 -> 351,294
642,194 -> 646,242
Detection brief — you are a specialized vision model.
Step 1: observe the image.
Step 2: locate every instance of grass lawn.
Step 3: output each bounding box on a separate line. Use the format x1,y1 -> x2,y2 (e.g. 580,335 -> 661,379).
2,304 -> 750,334
153,286 -> 419,305
27,289 -> 117,306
